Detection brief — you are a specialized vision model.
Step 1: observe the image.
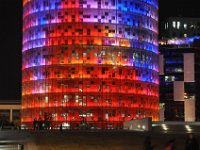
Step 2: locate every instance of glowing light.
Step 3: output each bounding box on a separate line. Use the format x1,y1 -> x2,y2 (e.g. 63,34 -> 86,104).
22,0 -> 159,129
185,125 -> 192,132
162,124 -> 168,131
167,36 -> 200,45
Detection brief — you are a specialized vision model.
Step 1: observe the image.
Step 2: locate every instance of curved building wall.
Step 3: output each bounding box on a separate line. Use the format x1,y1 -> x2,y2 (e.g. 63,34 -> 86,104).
22,0 -> 159,129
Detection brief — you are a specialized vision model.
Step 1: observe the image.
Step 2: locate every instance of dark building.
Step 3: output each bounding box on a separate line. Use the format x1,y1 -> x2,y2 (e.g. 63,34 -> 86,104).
160,17 -> 200,39
159,39 -> 200,121
0,100 -> 21,126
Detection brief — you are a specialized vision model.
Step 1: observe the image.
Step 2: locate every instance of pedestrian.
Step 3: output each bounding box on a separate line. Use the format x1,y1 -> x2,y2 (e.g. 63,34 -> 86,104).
33,118 -> 37,130
60,124 -> 63,132
164,139 -> 175,150
185,133 -> 199,150
144,135 -> 154,150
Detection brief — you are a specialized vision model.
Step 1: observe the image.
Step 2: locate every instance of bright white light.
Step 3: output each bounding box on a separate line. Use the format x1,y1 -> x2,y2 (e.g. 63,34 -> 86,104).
79,114 -> 86,117
184,34 -> 188,37
64,95 -> 68,99
62,122 -> 70,127
137,125 -> 141,129
177,21 -> 180,29
184,24 -> 187,29
162,124 -> 168,131
45,96 -> 48,103
185,125 -> 192,132
172,21 -> 176,28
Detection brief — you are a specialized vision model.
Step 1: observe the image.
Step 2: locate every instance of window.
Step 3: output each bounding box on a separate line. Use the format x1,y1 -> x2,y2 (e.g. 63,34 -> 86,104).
184,24 -> 187,29
172,21 -> 176,28
165,67 -> 183,73
45,96 -> 48,103
165,76 -> 175,82
177,21 -> 180,29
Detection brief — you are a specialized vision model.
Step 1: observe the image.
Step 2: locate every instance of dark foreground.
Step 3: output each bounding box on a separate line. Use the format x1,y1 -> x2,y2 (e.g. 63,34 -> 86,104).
0,130 -> 199,150
32,130 -> 198,150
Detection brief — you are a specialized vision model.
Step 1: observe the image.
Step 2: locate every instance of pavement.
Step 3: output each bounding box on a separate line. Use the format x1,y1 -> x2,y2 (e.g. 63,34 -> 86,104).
0,123 -> 200,150
0,130 -> 38,150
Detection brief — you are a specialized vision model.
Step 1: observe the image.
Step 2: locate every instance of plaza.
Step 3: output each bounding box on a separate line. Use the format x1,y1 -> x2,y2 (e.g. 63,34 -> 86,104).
1,125 -> 200,150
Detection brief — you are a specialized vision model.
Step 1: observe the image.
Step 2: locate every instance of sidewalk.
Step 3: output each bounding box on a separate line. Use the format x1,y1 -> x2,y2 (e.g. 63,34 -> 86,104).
0,130 -> 38,150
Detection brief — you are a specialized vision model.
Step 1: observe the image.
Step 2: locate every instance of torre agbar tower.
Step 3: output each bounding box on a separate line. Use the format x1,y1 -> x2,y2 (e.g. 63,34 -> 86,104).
22,0 -> 159,129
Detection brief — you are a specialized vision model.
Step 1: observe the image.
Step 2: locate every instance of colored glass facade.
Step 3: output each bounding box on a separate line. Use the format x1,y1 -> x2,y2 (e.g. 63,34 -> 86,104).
22,0 -> 159,129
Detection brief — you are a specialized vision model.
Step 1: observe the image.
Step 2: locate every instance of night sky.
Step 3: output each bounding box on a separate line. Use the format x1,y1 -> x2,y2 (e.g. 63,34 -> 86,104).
0,0 -> 199,100
159,1 -> 200,21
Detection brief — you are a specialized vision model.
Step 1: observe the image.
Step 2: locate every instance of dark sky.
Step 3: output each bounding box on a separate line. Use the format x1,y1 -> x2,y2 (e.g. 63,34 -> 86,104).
159,0 -> 200,21
0,0 -> 22,100
0,0 -> 199,100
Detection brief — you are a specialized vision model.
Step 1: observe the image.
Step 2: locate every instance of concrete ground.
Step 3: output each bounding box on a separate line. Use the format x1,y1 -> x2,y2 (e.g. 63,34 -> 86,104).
0,130 -> 37,150
0,130 -> 199,150
31,131 -> 193,150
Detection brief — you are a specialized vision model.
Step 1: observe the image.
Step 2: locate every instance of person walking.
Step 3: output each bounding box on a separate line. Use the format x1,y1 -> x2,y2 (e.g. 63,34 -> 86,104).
185,134 -> 199,150
60,124 -> 63,132
33,118 -> 37,130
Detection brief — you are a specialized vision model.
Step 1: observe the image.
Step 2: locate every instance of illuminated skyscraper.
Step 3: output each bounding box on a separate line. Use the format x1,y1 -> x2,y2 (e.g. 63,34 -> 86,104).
22,0 -> 159,129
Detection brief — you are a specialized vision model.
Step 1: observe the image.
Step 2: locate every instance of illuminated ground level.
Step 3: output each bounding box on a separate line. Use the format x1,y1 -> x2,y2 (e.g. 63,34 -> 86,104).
1,130 -> 199,150
2,124 -> 200,150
